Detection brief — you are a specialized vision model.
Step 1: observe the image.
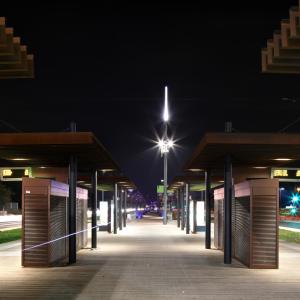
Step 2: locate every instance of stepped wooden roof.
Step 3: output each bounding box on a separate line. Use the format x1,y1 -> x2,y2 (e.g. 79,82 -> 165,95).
0,17 -> 34,78
262,1 -> 300,73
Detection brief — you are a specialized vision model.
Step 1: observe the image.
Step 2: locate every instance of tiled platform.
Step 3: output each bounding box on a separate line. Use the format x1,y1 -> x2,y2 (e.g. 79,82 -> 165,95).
1,215 -> 300,299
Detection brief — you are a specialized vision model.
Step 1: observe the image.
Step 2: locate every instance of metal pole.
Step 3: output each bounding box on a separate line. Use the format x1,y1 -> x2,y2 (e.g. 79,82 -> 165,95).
193,199 -> 197,233
205,169 -> 211,249
68,122 -> 77,264
185,183 -> 190,234
181,186 -> 185,230
163,151 -> 168,224
119,189 -> 123,230
224,154 -> 232,264
177,189 -> 180,228
113,183 -> 118,234
107,197 -> 112,233
124,189 -> 127,227
91,169 -> 97,248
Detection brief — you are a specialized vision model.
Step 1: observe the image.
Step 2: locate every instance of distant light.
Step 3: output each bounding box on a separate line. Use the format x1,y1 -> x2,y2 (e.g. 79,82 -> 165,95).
273,158 -> 292,161
167,140 -> 173,147
291,193 -> 300,203
280,187 -> 285,191
253,167 -> 268,169
163,86 -> 169,122
161,179 -> 164,182
290,207 -> 297,216
11,158 -> 29,161
39,166 -> 47,169
188,168 -> 203,172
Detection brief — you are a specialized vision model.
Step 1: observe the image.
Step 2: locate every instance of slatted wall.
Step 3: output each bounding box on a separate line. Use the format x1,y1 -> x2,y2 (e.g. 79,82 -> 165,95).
233,196 -> 250,267
22,187 -> 49,267
251,185 -> 278,268
214,179 -> 278,269
22,178 -> 88,267
49,195 -> 67,264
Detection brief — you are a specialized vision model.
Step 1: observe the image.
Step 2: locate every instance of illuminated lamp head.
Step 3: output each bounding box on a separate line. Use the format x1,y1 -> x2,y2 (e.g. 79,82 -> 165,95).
290,207 -> 298,216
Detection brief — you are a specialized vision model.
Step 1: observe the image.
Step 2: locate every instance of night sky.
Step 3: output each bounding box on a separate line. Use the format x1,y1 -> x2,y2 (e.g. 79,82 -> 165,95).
1,1 -> 300,198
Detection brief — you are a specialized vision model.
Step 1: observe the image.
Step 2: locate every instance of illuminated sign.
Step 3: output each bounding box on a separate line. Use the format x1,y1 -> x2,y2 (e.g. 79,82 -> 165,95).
273,169 -> 288,177
271,168 -> 300,180
157,185 -> 164,194
0,167 -> 32,181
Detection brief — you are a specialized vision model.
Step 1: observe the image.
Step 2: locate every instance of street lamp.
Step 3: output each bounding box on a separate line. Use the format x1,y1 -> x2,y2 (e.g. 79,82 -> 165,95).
158,86 -> 174,225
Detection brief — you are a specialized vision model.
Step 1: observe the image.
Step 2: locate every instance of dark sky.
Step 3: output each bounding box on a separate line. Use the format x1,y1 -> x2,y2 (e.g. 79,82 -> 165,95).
1,0 -> 300,198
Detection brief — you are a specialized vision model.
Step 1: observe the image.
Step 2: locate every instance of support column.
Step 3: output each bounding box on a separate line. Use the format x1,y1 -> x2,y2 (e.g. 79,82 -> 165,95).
181,186 -> 185,230
113,183 -> 118,234
119,189 -> 123,230
192,199 -> 196,233
205,169 -> 211,249
185,183 -> 190,234
123,189 -> 127,227
107,197 -> 112,233
224,154 -> 232,264
177,189 -> 180,228
68,122 -> 77,264
68,155 -> 77,264
91,169 -> 97,248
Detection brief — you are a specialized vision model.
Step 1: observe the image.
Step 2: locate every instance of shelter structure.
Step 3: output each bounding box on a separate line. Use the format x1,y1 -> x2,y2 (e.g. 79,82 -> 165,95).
0,130 -> 120,264
181,131 -> 300,266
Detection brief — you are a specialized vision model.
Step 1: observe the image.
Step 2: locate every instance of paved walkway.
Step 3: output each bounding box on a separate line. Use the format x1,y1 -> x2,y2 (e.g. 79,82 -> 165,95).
1,215 -> 300,299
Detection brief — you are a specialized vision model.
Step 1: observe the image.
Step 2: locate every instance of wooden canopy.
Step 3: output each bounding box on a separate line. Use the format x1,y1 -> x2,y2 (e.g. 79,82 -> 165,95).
78,173 -> 136,190
0,17 -> 34,78
262,1 -> 300,74
184,132 -> 300,170
0,132 -> 119,170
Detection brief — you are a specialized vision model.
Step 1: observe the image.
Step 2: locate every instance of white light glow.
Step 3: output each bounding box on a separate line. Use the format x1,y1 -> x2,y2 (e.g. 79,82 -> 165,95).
273,158 -> 292,161
163,86 -> 169,122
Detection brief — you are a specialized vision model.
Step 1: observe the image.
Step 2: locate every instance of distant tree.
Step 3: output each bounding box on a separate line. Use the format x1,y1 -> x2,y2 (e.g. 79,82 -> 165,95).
0,183 -> 13,211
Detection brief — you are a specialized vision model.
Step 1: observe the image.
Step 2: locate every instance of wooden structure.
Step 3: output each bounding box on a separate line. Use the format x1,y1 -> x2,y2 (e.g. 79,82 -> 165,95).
262,0 -> 300,74
214,179 -> 279,269
0,17 -> 34,78
183,131 -> 300,265
22,178 -> 88,267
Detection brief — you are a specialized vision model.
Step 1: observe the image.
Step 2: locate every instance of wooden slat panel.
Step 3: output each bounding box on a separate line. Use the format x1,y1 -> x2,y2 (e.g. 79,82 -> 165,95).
251,192 -> 278,269
23,193 -> 48,267
233,196 -> 250,267
49,195 -> 67,264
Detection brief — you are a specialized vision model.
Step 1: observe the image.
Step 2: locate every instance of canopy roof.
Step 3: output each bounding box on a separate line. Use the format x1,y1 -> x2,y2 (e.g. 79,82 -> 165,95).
184,132 -> 300,170
0,132 -> 119,171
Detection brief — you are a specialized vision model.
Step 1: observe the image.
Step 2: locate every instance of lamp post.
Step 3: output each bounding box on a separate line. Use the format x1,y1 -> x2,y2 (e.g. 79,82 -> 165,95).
158,86 -> 173,225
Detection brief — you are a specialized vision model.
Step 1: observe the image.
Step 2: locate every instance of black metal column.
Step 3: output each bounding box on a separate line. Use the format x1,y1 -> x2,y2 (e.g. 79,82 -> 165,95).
224,154 -> 232,264
177,189 -> 180,228
68,155 -> 77,264
181,186 -> 185,230
91,169 -> 97,248
185,183 -> 190,234
119,189 -> 123,230
113,183 -> 118,234
193,199 -> 197,233
123,189 -> 127,227
205,169 -> 211,249
107,198 -> 112,233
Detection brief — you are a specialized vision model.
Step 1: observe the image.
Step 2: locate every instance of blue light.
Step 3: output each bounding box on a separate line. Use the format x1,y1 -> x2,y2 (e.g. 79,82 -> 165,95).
290,207 -> 298,216
291,193 -> 300,203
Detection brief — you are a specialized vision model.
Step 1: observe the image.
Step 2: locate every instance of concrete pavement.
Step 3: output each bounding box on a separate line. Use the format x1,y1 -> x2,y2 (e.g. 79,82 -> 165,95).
1,215 -> 300,299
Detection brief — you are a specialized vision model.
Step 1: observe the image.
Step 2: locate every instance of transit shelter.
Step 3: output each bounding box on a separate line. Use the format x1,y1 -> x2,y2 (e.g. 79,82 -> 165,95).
22,178 -> 88,267
214,178 -> 279,269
